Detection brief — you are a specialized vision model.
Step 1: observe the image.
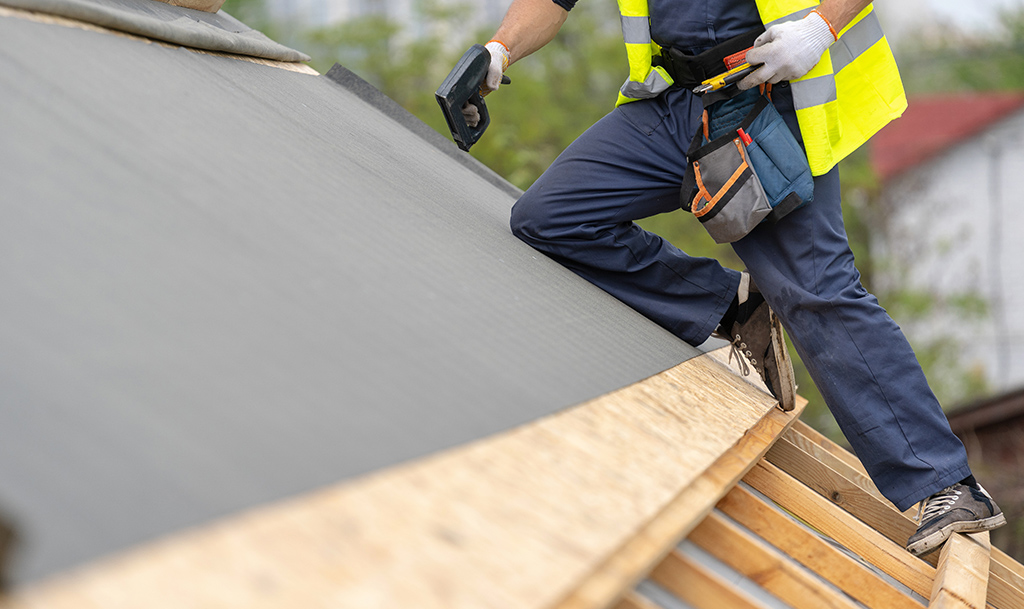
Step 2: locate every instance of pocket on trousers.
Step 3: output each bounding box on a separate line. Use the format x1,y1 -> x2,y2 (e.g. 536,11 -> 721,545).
617,97 -> 670,136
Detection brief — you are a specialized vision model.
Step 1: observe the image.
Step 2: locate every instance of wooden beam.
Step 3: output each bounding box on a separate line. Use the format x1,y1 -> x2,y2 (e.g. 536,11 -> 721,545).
3,350 -> 782,609
782,425 -> 887,503
987,570 -> 1024,609
613,592 -> 663,609
930,532 -> 991,609
789,420 -> 868,476
717,485 -> 921,609
688,511 -> 862,609
786,422 -> 919,519
743,460 -> 936,598
649,549 -> 768,609
553,398 -> 804,609
982,547 -> 1024,609
764,433 -> 915,545
759,431 -> 1024,609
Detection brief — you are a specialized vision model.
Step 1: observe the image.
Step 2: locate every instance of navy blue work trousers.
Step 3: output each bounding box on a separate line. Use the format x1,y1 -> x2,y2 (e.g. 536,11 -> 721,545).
510,85 -> 970,511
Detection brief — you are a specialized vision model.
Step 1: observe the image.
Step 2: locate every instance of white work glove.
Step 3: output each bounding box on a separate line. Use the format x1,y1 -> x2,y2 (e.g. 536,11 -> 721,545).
739,10 -> 836,90
462,40 -> 511,128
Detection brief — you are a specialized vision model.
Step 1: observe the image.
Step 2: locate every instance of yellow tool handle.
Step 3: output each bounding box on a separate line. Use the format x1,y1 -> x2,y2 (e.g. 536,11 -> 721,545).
694,62 -> 758,95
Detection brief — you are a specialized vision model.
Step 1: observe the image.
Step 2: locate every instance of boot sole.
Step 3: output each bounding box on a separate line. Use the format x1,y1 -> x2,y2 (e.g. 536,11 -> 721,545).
768,310 -> 797,412
907,512 -> 1008,556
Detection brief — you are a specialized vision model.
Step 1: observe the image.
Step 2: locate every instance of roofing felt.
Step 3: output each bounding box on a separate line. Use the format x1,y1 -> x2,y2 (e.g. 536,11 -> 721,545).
871,92 -> 1024,182
0,10 -> 699,583
0,0 -> 309,61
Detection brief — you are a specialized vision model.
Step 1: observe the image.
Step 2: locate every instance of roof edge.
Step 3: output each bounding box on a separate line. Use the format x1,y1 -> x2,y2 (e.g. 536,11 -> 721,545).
947,386 -> 1024,433
323,63 -> 523,200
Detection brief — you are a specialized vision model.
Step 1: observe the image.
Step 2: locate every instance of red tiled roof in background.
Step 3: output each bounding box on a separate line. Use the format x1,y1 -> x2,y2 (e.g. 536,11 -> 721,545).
870,92 -> 1024,182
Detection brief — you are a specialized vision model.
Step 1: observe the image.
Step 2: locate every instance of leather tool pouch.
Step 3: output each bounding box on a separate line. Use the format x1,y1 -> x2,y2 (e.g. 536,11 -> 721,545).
681,87 -> 814,243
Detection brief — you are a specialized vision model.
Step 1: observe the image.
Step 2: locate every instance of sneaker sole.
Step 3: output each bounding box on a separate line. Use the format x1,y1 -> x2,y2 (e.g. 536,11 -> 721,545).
768,310 -> 797,412
907,513 -> 1008,556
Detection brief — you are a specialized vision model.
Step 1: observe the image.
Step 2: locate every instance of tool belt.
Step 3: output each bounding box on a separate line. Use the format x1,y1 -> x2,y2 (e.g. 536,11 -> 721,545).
654,27 -> 764,90
680,86 -> 814,243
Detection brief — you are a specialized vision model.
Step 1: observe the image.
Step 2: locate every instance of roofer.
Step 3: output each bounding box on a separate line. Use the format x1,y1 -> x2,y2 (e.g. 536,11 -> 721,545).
463,0 -> 1007,555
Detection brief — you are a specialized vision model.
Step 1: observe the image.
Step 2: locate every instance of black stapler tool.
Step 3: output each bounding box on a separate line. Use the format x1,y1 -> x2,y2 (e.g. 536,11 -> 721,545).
435,43 -> 511,152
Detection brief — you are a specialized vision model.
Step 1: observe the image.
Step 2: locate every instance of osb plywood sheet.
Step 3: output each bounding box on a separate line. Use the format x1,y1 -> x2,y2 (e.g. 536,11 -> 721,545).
2,351 -> 776,609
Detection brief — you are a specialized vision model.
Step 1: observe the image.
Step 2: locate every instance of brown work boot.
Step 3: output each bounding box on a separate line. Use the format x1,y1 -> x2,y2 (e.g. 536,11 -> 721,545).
718,273 -> 797,411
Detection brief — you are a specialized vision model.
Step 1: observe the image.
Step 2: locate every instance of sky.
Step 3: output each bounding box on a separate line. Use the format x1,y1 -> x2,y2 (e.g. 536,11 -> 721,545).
876,0 -> 1023,45
929,0 -> 1022,30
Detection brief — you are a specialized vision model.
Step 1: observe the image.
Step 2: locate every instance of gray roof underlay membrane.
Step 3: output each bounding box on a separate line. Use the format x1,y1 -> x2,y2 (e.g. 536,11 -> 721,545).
0,0 -> 310,61
0,14 -> 701,585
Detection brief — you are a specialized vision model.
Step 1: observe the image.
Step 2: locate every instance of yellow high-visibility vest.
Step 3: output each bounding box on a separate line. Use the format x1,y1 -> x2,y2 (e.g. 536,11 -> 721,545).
616,0 -> 906,176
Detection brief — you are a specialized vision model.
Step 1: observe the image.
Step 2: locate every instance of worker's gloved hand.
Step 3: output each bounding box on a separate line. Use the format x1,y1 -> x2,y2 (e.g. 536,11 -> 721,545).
482,40 -> 511,93
461,102 -> 482,128
739,10 -> 836,90
461,40 -> 510,128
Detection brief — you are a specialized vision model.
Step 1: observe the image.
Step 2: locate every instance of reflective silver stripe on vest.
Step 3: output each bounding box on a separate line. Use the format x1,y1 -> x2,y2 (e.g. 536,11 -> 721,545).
828,12 -> 884,73
619,69 -> 672,99
765,6 -> 813,28
620,15 -> 651,44
791,74 -> 838,111
787,10 -> 884,110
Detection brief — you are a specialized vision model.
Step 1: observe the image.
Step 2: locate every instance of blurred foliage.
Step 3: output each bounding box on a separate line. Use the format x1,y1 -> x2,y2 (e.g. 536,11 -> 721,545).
895,7 -> 1024,94
221,0 -> 1024,441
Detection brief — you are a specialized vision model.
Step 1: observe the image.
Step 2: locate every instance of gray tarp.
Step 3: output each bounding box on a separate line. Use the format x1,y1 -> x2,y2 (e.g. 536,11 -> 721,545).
0,13 -> 699,584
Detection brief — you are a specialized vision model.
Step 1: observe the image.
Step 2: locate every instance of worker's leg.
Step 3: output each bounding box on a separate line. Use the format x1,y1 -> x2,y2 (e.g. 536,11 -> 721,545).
511,89 -> 739,345
732,87 -> 971,511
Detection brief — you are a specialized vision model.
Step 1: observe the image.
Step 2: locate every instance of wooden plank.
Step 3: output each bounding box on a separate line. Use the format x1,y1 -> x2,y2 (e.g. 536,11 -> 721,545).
986,571 -> 1024,609
3,350 -> 780,609
992,547 -> 1024,582
782,426 -> 888,504
649,549 -> 768,609
761,434 -> 1024,609
743,460 -> 936,598
930,532 -> 991,609
688,511 -> 862,609
553,398 -> 805,609
717,485 -> 921,609
786,423 -> 918,518
790,420 -> 868,476
764,434 -> 915,546
614,592 -> 663,609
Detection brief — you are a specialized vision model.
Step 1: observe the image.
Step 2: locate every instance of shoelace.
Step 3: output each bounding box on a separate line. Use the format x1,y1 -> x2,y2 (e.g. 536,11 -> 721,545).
915,486 -> 962,522
728,334 -> 752,377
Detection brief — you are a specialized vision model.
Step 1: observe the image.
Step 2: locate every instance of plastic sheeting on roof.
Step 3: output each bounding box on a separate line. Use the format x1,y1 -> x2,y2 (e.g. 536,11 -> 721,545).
0,0 -> 310,61
0,11 -> 697,584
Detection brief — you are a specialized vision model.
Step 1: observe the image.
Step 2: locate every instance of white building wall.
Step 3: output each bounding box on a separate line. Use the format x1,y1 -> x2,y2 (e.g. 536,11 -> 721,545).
877,109 -> 1024,392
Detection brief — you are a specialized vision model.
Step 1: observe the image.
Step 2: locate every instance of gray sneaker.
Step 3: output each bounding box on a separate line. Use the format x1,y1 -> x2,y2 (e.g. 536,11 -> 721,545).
906,483 -> 1006,556
721,274 -> 797,412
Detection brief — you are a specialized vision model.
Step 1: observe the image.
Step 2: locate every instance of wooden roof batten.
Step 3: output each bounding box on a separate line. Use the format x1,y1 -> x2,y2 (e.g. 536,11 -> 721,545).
1,348 -> 1021,609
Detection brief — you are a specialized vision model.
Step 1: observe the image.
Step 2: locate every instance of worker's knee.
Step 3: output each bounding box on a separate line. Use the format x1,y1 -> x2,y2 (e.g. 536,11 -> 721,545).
509,190 -> 555,245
